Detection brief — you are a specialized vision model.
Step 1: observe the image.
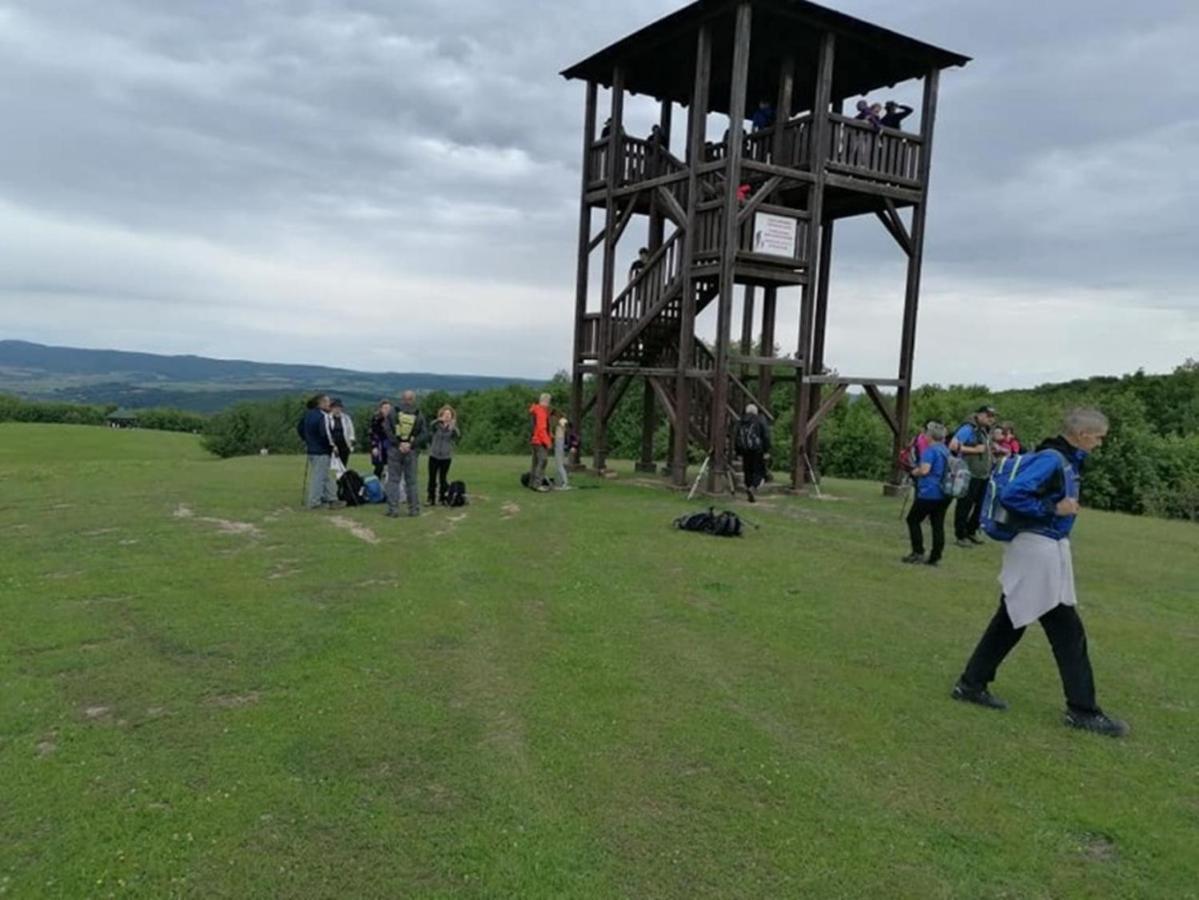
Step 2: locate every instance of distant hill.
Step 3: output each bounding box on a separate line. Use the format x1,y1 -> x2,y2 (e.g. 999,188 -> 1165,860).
0,341 -> 546,413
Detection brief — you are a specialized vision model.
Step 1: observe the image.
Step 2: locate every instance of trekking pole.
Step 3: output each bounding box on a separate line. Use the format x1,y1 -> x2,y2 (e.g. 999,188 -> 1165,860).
803,452 -> 823,498
301,456 -> 309,507
687,454 -> 711,502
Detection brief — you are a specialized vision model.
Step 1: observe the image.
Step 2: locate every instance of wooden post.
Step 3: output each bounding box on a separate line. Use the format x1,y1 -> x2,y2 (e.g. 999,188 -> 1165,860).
709,0 -> 753,488
570,81 -> 598,457
772,54 -> 795,163
889,68 -> 939,491
804,218 -> 834,472
593,68 -> 625,472
636,378 -> 657,472
648,101 -> 673,253
759,285 -> 777,403
740,285 -> 756,380
791,31 -> 835,490
670,24 -> 712,486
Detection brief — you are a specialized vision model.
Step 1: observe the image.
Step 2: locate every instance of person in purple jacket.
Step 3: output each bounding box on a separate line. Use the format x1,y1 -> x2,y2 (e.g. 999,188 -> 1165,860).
902,421 -> 951,566
952,408 -> 1129,737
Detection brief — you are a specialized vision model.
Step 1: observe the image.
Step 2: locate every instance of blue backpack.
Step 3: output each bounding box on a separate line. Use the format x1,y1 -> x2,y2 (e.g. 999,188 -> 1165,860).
361,475 -> 385,504
981,450 -> 1069,542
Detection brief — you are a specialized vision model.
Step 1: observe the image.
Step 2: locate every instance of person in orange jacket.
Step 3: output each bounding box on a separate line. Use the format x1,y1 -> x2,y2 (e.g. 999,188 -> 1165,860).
527,393 -> 553,492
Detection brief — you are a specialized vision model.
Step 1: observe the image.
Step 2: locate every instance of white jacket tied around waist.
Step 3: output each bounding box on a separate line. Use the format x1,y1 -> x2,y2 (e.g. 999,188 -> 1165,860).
999,532 -> 1077,629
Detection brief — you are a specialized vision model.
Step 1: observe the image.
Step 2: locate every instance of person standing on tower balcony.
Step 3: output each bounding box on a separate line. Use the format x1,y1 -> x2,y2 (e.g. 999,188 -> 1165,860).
880,101 -> 914,129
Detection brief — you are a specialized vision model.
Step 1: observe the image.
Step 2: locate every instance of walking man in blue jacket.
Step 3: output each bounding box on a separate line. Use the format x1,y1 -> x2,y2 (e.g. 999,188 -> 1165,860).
300,394 -> 340,510
952,408 -> 1129,737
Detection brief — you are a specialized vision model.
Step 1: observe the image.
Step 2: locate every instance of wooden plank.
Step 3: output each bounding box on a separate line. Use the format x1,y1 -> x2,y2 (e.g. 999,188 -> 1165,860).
593,64 -> 624,471
824,163 -> 923,191
802,375 -> 906,386
735,176 -> 782,226
571,80 -> 598,436
655,184 -> 687,227
728,353 -> 803,369
863,383 -> 899,437
741,159 -> 816,182
803,382 -> 848,440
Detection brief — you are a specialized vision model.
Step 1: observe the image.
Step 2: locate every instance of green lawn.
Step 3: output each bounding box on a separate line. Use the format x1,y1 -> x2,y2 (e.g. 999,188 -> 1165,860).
1,423 -> 1196,899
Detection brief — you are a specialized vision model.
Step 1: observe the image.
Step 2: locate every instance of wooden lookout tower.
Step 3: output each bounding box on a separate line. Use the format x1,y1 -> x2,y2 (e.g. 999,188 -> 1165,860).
562,0 -> 969,489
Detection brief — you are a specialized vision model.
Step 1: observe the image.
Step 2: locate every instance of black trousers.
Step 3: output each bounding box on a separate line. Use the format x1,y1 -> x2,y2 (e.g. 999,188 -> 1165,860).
961,598 -> 1099,713
954,476 -> 988,539
428,457 -> 452,504
334,440 -> 351,467
906,497 -> 950,561
741,449 -> 766,491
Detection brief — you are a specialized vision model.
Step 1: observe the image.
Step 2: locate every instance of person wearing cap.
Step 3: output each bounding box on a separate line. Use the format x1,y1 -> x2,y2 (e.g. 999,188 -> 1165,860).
328,398 -> 355,467
950,405 -> 998,547
952,407 -> 1129,738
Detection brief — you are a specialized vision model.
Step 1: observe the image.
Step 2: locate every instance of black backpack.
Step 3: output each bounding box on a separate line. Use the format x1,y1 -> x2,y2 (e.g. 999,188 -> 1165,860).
445,480 -> 467,507
673,507 -> 743,538
519,472 -> 552,489
337,469 -> 365,506
736,419 -> 762,453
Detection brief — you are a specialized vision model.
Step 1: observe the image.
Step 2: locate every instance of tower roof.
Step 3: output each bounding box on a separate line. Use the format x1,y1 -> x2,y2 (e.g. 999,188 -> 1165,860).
561,0 -> 969,116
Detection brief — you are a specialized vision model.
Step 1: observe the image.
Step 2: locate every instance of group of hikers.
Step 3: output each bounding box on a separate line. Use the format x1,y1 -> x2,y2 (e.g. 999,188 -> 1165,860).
903,404 -> 1128,737
903,405 -> 1025,566
299,390 -> 1128,739
299,391 -> 461,517
298,390 -> 580,517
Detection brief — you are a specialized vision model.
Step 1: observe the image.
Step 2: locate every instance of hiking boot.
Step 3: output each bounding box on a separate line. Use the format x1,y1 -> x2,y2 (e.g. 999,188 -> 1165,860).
901,552 -> 925,564
952,680 -> 1008,711
325,501 -> 347,510
1064,709 -> 1129,738
966,535 -> 985,545
408,509 -> 421,518
955,539 -> 975,549
925,557 -> 941,567
384,509 -> 400,518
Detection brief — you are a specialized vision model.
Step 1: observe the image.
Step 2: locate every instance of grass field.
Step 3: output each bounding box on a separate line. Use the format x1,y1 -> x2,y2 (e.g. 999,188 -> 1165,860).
1,423 -> 1197,899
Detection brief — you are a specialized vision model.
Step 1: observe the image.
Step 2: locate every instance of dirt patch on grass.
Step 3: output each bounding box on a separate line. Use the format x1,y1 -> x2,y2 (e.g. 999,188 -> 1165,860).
173,504 -> 194,518
36,739 -> 57,757
83,527 -> 119,536
500,502 -> 521,519
329,516 -> 381,545
207,691 -> 261,709
199,517 -> 263,537
83,705 -> 111,719
1077,833 -> 1119,863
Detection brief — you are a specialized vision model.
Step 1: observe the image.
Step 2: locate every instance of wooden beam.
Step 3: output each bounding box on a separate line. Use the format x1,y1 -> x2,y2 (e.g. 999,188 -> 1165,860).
803,382 -> 848,440
655,184 -> 687,227
671,23 -> 711,487
792,30 -> 835,489
740,159 -> 816,183
805,219 -> 834,466
891,67 -> 940,484
611,196 -> 637,248
571,80 -> 598,450
759,285 -> 777,402
823,172 -> 922,203
709,0 -> 752,487
604,373 -> 634,422
593,65 -> 625,471
863,384 -> 900,437
772,53 -> 795,161
736,175 -> 783,225
803,375 -> 906,386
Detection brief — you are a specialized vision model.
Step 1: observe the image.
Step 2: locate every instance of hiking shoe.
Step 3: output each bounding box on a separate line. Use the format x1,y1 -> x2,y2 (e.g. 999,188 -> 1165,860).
966,535 -> 985,545
952,681 -> 1008,711
925,558 -> 941,567
384,509 -> 399,518
747,490 -> 756,503
325,500 -> 347,510
1064,709 -> 1129,738
901,552 -> 925,564
955,539 -> 975,549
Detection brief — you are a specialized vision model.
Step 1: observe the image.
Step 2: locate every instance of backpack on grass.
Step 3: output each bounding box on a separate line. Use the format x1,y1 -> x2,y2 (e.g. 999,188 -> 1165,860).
673,507 -> 743,538
337,469 -> 365,507
445,481 -> 467,507
361,475 -> 385,504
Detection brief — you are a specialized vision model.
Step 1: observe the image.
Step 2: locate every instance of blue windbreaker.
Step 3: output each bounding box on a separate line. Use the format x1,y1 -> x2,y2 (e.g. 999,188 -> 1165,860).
915,443 -> 950,501
301,408 -> 333,456
998,436 -> 1085,540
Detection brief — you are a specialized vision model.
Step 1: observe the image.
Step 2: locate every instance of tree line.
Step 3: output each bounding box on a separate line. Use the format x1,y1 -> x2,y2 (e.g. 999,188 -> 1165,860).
6,360 -> 1196,521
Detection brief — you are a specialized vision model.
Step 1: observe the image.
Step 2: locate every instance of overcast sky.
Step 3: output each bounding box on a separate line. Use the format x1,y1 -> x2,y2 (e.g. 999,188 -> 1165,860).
1,0 -> 1196,387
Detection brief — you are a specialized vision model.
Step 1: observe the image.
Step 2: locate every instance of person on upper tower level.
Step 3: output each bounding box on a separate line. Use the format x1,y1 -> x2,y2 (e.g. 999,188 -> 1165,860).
880,101 -> 914,129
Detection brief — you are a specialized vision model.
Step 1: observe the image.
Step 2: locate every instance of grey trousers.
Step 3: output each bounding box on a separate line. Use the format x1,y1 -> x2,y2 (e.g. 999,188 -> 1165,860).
386,450 -> 420,514
305,454 -> 337,508
529,445 -> 549,487
554,441 -> 569,487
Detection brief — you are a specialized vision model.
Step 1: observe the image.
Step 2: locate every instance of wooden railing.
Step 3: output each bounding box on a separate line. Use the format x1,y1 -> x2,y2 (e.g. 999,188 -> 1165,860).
588,135 -> 687,190
580,314 -> 601,359
693,202 -> 810,266
826,114 -> 922,185
607,230 -> 685,359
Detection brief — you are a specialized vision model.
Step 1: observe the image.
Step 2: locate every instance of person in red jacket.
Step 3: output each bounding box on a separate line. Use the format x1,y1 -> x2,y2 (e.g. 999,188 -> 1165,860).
527,393 -> 553,492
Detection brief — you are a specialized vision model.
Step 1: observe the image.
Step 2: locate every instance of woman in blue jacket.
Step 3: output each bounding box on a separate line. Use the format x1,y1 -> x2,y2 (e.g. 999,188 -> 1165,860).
903,421 -> 952,566
951,408 -> 1129,737
300,394 -> 339,509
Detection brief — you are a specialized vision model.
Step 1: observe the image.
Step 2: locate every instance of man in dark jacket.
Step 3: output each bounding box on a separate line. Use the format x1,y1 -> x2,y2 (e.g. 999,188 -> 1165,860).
384,390 -> 429,518
299,394 -> 339,509
952,408 -> 1129,737
951,405 -> 997,546
734,403 -> 771,502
